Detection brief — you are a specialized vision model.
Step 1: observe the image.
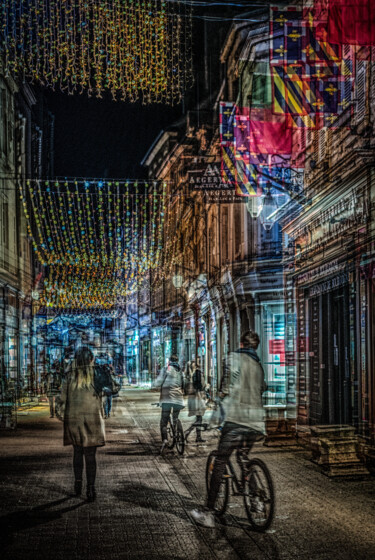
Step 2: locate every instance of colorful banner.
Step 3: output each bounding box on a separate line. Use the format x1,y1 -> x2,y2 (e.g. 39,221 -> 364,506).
221,145 -> 237,185
270,4 -> 355,124
220,102 -> 236,145
310,0 -> 375,46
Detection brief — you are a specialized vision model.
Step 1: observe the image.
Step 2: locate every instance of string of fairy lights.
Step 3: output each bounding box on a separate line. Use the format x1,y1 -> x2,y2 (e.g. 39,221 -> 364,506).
0,0 -> 193,103
20,180 -> 168,309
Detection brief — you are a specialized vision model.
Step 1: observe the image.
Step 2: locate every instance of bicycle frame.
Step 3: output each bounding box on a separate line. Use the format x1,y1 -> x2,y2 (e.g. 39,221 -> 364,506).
184,421 -> 209,442
225,447 -> 251,496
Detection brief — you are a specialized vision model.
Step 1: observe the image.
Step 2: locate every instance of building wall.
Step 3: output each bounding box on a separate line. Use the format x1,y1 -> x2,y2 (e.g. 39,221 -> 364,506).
0,66 -> 54,418
283,48 -> 375,448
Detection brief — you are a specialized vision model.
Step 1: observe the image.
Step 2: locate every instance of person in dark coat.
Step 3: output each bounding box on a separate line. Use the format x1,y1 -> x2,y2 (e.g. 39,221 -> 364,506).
59,346 -> 105,502
46,368 -> 61,418
187,363 -> 206,443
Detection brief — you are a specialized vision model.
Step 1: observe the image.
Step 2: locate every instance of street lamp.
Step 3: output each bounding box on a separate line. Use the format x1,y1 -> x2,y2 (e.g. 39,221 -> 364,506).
172,274 -> 184,289
259,185 -> 279,231
246,196 -> 262,219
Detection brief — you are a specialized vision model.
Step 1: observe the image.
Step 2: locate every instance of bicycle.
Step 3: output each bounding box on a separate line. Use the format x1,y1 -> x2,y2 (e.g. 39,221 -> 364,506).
206,439 -> 274,532
184,420 -> 209,443
151,403 -> 185,455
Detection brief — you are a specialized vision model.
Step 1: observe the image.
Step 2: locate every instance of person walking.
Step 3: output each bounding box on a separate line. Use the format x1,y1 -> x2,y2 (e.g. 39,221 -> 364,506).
96,353 -> 115,419
153,354 -> 185,451
59,346 -> 105,502
187,362 -> 206,443
46,365 -> 61,418
191,331 -> 267,527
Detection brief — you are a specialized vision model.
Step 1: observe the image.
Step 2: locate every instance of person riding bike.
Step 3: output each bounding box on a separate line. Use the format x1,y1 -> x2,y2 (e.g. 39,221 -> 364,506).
191,330 -> 267,527
152,354 -> 185,448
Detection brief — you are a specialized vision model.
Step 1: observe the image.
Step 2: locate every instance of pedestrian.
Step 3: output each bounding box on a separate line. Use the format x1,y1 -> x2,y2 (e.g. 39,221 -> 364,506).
46,367 -> 61,418
191,331 -> 267,527
187,362 -> 206,443
59,346 -> 105,502
152,354 -> 185,450
96,354 -> 115,419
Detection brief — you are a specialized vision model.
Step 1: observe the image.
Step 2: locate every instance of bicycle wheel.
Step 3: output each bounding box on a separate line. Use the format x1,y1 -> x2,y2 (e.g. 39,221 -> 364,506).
205,451 -> 229,516
175,420 -> 185,455
243,458 -> 274,532
166,418 -> 175,449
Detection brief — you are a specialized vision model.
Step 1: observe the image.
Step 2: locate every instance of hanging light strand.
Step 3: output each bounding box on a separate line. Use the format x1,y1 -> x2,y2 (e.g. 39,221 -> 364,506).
1,0 -> 193,104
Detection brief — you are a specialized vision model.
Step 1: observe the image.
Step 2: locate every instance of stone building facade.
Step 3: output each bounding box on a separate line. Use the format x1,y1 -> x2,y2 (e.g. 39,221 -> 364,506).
0,64 -> 54,424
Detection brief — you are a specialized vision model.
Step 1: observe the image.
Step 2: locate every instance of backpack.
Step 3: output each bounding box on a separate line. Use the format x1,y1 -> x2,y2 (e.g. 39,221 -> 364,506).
94,364 -> 120,396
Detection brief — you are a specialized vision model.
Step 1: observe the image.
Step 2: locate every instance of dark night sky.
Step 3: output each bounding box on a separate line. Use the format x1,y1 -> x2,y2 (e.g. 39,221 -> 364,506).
41,4 -> 239,180
44,90 -> 183,179
40,3 -> 274,181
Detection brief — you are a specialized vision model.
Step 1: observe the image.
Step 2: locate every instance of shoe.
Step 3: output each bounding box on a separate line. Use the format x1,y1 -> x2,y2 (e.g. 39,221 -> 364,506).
50,415 -> 54,418
74,480 -> 82,496
190,508 -> 216,528
87,485 -> 96,502
160,439 -> 168,454
252,497 -> 265,514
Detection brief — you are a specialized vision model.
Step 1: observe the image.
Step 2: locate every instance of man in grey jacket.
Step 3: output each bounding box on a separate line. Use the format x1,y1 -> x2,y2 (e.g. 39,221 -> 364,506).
191,331 -> 267,527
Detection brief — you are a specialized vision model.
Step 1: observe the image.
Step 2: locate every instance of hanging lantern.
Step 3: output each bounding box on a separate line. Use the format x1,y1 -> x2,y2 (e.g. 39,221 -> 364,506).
246,196 -> 263,219
259,185 -> 279,231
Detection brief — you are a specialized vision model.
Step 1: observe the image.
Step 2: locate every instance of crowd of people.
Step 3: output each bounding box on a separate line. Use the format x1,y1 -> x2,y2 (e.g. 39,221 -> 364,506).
52,330 -> 267,528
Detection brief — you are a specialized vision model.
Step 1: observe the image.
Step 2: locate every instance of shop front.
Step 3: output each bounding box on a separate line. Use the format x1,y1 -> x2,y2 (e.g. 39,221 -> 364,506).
139,327 -> 152,385
181,317 -> 195,367
259,300 -> 288,418
197,318 -> 206,378
125,329 -> 139,384
207,312 -> 218,394
151,326 -> 164,379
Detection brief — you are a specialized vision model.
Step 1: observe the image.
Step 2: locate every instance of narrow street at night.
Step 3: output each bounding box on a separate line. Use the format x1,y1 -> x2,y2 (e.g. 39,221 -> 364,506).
0,388 -> 374,560
1,1 -> 375,558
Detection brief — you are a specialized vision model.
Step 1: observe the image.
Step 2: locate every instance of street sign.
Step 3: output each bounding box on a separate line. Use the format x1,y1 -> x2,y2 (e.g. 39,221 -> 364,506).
188,163 -> 234,191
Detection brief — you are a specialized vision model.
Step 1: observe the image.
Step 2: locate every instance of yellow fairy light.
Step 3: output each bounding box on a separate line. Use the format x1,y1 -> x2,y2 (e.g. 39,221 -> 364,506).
1,0 -> 193,104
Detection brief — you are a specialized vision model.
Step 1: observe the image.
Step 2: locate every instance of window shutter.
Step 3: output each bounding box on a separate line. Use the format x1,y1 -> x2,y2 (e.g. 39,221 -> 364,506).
354,60 -> 367,124
318,128 -> 326,163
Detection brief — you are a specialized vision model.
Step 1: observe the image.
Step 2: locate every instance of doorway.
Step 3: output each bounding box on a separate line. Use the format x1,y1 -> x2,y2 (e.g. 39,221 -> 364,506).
309,284 -> 352,426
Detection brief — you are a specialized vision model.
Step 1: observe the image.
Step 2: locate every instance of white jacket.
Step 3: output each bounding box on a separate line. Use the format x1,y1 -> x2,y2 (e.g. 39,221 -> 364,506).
222,349 -> 267,433
153,364 -> 185,407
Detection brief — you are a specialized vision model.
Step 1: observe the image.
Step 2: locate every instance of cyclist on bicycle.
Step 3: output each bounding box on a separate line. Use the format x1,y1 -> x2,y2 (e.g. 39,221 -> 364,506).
191,330 -> 267,527
152,354 -> 185,448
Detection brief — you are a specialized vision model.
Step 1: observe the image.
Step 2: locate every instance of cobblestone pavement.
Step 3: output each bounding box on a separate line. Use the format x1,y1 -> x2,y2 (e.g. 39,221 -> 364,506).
0,388 -> 374,560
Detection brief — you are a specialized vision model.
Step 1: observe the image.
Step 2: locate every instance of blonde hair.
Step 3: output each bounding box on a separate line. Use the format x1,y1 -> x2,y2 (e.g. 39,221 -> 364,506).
70,346 -> 94,389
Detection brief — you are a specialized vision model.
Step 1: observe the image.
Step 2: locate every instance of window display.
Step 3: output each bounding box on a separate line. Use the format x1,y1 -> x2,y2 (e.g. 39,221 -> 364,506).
261,303 -> 286,411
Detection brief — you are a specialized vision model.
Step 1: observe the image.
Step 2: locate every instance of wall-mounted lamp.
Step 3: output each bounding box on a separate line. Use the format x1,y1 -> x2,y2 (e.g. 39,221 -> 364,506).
259,186 -> 279,231
246,196 -> 262,218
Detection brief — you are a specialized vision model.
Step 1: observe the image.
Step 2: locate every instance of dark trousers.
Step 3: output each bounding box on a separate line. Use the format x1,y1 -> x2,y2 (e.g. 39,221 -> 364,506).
206,422 -> 261,510
48,396 -> 55,417
160,403 -> 183,441
195,415 -> 203,438
73,445 -> 97,486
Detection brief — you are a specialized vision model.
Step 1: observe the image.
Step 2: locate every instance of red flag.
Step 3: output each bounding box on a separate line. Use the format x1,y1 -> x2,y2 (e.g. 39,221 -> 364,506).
313,0 -> 375,46
249,108 -> 293,155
